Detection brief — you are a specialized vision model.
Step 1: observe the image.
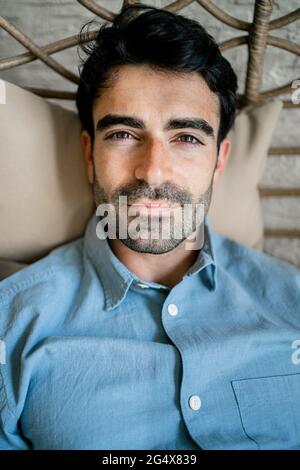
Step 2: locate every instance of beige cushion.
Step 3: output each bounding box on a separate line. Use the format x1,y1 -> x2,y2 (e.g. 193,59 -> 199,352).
0,80 -> 282,271
0,80 -> 94,263
208,99 -> 283,250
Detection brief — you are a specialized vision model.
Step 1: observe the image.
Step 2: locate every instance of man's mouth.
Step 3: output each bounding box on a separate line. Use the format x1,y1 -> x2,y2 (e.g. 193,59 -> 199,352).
127,200 -> 180,215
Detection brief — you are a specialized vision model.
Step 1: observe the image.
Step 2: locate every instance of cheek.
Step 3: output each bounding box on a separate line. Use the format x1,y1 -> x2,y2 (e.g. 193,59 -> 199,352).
183,153 -> 216,195
92,146 -> 134,194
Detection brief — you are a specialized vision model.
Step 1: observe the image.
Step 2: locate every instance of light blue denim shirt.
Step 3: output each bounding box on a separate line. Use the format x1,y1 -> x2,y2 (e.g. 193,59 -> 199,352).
0,213 -> 300,450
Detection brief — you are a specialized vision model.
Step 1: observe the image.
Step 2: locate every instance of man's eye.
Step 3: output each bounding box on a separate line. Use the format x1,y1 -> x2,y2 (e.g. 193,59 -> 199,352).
106,131 -> 134,140
177,135 -> 203,145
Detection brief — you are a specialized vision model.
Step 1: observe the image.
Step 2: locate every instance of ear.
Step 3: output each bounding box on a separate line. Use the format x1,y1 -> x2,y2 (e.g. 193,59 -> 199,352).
212,137 -> 231,190
81,130 -> 94,185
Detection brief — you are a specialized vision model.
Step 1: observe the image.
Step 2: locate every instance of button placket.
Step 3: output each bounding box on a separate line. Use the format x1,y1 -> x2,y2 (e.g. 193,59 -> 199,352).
189,395 -> 202,411
167,303 -> 178,316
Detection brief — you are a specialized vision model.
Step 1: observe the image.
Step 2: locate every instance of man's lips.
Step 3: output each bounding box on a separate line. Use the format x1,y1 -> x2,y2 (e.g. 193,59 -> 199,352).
128,201 -> 178,216
127,201 -> 180,215
128,200 -> 179,208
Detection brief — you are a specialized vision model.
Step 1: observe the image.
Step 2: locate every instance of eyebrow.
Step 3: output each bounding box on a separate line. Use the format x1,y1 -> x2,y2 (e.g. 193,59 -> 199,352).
96,114 -> 215,139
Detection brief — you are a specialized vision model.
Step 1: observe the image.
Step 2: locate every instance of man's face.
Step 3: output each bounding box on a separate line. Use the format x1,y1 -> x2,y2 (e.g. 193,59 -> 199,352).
82,64 -> 230,254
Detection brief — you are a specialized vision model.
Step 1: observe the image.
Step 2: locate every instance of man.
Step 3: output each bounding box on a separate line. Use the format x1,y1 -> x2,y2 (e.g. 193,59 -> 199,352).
0,5 -> 299,450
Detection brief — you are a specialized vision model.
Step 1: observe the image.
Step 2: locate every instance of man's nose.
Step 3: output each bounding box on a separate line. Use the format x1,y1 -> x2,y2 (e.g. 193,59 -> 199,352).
134,137 -> 171,186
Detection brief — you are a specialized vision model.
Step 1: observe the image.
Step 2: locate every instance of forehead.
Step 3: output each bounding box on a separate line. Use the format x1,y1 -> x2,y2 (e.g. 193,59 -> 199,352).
93,64 -> 220,130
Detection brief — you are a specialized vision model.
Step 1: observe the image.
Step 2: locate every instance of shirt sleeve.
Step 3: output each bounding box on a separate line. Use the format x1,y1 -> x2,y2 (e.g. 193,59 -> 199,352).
0,297 -> 31,450
0,369 -> 30,450
0,264 -> 56,450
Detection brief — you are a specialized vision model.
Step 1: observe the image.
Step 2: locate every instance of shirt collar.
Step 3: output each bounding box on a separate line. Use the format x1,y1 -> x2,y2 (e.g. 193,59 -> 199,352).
83,212 -> 218,311
182,218 -> 217,289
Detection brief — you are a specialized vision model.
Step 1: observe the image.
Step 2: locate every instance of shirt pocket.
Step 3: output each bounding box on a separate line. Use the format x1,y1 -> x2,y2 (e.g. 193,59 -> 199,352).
232,373 -> 300,450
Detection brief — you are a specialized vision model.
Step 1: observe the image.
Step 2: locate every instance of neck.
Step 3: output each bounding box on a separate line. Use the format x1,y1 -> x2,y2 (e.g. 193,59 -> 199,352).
108,234 -> 202,288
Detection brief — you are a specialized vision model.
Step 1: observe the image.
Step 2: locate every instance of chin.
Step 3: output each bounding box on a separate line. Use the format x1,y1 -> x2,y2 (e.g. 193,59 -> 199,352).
119,237 -> 185,255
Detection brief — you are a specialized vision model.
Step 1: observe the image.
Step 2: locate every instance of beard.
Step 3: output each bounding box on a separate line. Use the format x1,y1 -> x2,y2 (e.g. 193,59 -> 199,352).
92,175 -> 214,255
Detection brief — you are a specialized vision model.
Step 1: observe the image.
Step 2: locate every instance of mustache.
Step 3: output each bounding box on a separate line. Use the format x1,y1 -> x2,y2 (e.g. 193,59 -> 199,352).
110,180 -> 192,206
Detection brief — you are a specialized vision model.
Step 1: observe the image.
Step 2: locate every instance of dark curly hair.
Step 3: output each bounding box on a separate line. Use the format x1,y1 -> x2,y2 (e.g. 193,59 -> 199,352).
76,4 -> 238,152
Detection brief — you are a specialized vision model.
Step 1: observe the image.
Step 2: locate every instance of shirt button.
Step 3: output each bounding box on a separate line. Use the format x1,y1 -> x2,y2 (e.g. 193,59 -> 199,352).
136,283 -> 149,289
189,395 -> 202,411
167,303 -> 178,316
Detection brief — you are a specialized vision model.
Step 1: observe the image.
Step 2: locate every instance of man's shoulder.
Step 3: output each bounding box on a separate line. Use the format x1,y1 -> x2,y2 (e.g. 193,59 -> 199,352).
212,231 -> 300,310
0,237 -> 85,309
214,232 -> 298,271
